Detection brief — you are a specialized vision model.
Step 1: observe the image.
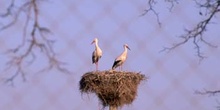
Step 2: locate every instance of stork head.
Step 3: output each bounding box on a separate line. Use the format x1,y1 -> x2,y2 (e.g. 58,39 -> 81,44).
91,38 -> 98,44
124,44 -> 131,50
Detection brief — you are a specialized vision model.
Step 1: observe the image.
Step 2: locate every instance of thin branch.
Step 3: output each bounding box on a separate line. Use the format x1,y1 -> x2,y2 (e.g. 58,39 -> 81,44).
165,0 -> 179,11
195,89 -> 220,96
195,89 -> 220,110
0,1 -> 31,31
0,0 -> 15,17
141,0 -> 178,26
161,0 -> 219,61
4,71 -> 19,87
1,0 -> 71,85
141,0 -> 162,26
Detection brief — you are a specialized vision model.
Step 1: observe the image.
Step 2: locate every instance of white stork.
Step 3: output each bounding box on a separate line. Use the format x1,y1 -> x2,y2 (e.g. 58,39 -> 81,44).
112,44 -> 130,70
91,38 -> 102,71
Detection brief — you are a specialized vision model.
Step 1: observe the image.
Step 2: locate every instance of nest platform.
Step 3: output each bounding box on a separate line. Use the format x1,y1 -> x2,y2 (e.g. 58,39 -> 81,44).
79,70 -> 146,108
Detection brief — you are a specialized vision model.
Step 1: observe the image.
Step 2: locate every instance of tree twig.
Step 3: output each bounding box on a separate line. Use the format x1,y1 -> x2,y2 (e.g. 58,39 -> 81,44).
195,88 -> 220,110
165,0 -> 179,11
195,89 -> 220,96
161,0 -> 219,61
141,0 -> 179,26
141,0 -> 162,26
0,0 -> 71,85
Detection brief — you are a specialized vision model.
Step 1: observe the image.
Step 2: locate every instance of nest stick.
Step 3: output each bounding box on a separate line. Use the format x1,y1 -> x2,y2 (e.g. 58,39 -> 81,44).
79,70 -> 146,109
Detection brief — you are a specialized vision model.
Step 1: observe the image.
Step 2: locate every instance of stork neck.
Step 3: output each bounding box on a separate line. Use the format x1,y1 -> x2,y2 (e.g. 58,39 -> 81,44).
95,42 -> 99,49
124,46 -> 128,53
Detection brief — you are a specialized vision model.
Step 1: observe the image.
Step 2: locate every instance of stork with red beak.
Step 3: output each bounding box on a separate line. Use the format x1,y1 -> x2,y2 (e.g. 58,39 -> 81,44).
112,44 -> 130,71
91,38 -> 102,71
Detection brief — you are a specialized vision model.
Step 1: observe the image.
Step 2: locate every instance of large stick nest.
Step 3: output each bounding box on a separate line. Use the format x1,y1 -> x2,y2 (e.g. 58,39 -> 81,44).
79,70 -> 146,107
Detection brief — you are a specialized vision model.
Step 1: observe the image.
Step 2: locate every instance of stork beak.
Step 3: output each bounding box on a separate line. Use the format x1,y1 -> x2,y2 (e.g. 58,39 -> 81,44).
127,46 -> 131,50
91,40 -> 95,45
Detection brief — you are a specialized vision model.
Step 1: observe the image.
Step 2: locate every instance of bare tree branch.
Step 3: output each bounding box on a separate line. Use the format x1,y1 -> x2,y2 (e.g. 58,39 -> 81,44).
161,0 -> 219,61
195,89 -> 220,110
141,0 -> 162,26
0,0 -> 71,85
195,89 -> 220,96
165,0 -> 179,11
0,0 -> 31,31
141,0 -> 179,26
0,0 -> 15,17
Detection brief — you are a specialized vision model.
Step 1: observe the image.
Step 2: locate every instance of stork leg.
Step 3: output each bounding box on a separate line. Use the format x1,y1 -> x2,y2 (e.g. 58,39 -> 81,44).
95,62 -> 98,71
120,65 -> 123,71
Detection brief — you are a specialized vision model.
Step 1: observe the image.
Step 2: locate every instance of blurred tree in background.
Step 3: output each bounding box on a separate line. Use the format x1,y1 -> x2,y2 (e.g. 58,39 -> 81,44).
0,0 -> 70,86
142,0 -> 220,108
142,0 -> 219,61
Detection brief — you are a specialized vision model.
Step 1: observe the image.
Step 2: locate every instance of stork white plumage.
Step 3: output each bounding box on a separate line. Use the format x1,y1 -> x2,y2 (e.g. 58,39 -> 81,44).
91,38 -> 102,71
112,44 -> 130,70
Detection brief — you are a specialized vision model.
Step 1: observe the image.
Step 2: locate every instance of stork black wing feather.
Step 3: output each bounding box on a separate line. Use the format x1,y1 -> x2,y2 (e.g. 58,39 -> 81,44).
112,60 -> 121,70
92,51 -> 96,64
